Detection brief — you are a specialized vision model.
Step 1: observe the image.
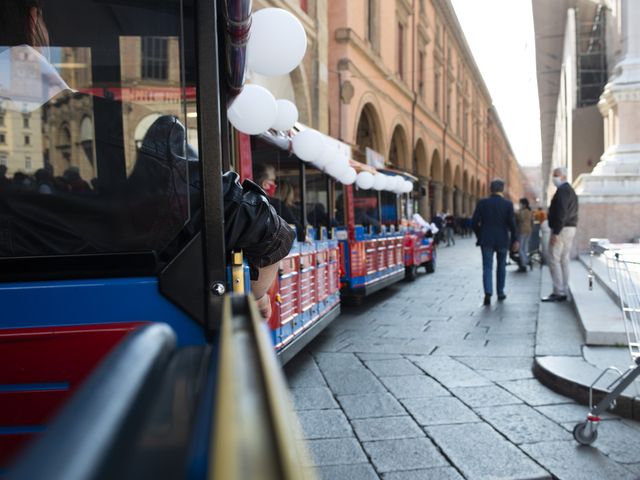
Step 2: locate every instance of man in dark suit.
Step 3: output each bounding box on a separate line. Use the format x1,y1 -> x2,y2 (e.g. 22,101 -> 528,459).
472,179 -> 518,306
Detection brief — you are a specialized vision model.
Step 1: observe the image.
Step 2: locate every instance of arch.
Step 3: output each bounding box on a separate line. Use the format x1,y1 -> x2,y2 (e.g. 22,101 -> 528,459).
413,139 -> 428,177
80,116 -> 93,143
463,170 -> 469,194
430,149 -> 442,182
443,159 -> 453,187
453,165 -> 462,189
388,124 -> 409,170
355,102 -> 384,161
134,113 -> 163,148
476,178 -> 481,198
58,123 -> 72,147
79,116 -> 95,168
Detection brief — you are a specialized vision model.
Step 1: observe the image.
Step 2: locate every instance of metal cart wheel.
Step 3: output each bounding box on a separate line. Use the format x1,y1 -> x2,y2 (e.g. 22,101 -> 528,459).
573,422 -> 598,446
405,265 -> 418,281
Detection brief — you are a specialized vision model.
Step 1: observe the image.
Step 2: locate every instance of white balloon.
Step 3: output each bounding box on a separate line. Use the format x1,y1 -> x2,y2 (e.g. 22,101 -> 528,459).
248,8 -> 308,76
373,173 -> 387,190
271,99 -> 298,131
227,84 -> 277,135
393,177 -> 404,194
325,159 -> 350,179
356,171 -> 375,189
341,167 -> 357,185
312,138 -> 337,169
292,129 -> 324,162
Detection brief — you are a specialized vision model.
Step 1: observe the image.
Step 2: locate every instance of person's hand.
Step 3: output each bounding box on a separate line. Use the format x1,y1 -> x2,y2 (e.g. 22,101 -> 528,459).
256,294 -> 272,320
549,234 -> 557,247
511,241 -> 520,252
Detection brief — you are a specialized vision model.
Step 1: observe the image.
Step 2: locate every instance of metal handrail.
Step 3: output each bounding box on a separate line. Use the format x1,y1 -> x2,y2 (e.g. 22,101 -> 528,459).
210,295 -> 315,480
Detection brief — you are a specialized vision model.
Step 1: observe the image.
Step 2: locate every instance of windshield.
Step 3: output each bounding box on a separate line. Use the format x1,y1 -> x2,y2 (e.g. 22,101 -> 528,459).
0,0 -> 196,260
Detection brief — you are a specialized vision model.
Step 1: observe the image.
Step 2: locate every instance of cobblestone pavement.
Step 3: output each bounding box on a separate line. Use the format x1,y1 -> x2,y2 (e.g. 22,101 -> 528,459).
285,237 -> 640,480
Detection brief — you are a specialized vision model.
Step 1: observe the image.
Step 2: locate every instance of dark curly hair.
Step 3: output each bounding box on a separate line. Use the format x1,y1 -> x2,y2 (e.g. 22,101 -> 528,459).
0,0 -> 48,47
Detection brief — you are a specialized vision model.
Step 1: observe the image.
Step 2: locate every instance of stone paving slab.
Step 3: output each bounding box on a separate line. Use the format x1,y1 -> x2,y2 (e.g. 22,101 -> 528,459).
450,384 -> 524,408
497,378 -> 573,406
314,353 -> 387,395
561,419 -> 640,464
363,358 -> 424,377
305,438 -> 369,466
408,355 -> 492,388
285,353 -> 327,389
336,393 -> 406,419
521,440 -> 637,480
379,375 -> 450,399
426,423 -> 550,480
401,396 -> 480,426
297,409 -> 353,440
355,353 -> 404,361
351,416 -> 424,441
337,340 -> 439,355
535,403 -> 614,424
313,463 -> 380,480
381,467 -> 464,480
475,404 -> 572,445
362,438 -> 449,473
290,387 -> 339,410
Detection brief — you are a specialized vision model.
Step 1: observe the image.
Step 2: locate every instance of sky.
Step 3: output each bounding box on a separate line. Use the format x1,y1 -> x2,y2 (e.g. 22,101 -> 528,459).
451,0 -> 542,167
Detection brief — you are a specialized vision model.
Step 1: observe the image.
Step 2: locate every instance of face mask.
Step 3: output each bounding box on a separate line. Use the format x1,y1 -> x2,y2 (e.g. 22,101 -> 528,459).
263,182 -> 277,197
552,176 -> 563,188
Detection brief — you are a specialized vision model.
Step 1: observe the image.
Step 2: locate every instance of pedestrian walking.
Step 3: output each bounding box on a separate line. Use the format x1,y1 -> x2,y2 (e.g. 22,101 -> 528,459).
541,166 -> 578,302
445,213 -> 456,246
515,198 -> 533,272
471,179 -> 518,306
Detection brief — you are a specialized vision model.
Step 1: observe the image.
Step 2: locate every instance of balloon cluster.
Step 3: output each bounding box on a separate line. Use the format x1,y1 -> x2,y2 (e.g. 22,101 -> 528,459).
291,129 -> 412,192
292,130 -> 357,185
227,8 -> 306,135
355,172 -> 414,194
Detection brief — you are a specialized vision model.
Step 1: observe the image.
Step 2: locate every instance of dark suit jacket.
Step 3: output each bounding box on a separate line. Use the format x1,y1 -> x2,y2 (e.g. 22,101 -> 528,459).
471,194 -> 517,250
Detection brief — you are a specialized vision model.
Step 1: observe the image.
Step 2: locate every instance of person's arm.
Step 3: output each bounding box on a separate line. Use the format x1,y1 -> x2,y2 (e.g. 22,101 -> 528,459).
251,262 -> 279,319
471,203 -> 482,239
507,202 -> 518,250
222,173 -> 295,319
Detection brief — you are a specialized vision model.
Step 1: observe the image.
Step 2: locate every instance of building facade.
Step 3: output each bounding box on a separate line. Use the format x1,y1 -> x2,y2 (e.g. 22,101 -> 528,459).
534,0 -> 640,251
324,0 -> 526,219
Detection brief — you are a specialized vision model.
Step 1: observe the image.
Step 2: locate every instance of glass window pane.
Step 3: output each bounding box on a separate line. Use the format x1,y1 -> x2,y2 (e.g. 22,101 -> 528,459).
0,0 -> 197,260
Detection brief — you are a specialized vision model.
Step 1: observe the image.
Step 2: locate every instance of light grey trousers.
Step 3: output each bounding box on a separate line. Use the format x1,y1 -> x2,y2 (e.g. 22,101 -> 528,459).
548,226 -> 577,295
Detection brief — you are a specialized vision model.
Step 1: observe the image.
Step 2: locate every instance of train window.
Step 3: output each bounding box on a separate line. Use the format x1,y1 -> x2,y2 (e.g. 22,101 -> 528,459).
252,147 -> 304,238
304,165 -> 329,236
380,191 -> 399,226
353,187 -> 380,229
0,0 -> 198,262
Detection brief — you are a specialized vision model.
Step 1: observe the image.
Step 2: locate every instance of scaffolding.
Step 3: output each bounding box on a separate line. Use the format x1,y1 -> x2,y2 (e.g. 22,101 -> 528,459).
576,4 -> 608,107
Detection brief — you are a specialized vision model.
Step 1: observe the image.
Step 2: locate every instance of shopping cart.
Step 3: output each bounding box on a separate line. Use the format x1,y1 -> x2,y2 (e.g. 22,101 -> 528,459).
573,251 -> 640,445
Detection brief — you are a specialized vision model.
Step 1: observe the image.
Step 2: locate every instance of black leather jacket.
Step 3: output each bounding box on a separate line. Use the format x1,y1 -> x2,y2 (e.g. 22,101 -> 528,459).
548,182 -> 578,235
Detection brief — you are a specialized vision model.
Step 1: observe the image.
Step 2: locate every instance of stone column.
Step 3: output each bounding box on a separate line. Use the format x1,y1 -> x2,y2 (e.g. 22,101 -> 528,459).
454,189 -> 464,216
432,182 -> 443,215
573,0 -> 640,251
418,178 -> 430,219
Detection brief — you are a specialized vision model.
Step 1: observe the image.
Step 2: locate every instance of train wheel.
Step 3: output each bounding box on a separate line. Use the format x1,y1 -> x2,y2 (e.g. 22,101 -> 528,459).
405,265 -> 418,281
425,261 -> 435,274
